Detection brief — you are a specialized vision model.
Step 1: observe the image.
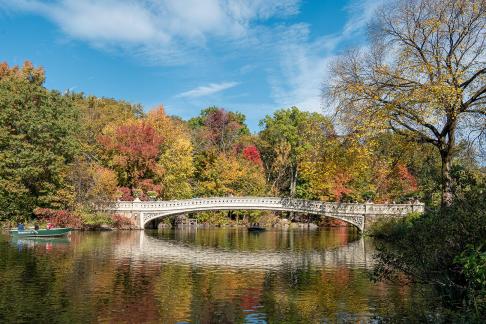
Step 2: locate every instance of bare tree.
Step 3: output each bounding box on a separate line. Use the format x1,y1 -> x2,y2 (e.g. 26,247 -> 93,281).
326,0 -> 486,207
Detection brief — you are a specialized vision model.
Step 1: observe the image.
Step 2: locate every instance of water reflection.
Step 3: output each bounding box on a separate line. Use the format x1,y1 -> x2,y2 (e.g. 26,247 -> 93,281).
114,229 -> 373,270
12,236 -> 71,249
0,228 -> 436,323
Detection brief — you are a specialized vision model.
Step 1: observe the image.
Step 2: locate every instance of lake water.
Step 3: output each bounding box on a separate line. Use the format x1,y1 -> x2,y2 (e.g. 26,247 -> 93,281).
0,228 -> 440,323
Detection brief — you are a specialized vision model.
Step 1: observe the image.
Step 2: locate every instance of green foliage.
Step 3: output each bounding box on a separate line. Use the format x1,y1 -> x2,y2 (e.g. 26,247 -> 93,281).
147,191 -> 158,200
79,210 -> 113,228
132,189 -> 143,198
259,106 -> 333,197
372,181 -> 486,318
455,245 -> 486,291
454,245 -> 486,315
0,62 -> 79,221
368,212 -> 422,239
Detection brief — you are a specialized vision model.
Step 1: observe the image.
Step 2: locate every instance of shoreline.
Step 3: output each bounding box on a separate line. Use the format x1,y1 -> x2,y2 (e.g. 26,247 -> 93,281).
1,221 -> 353,232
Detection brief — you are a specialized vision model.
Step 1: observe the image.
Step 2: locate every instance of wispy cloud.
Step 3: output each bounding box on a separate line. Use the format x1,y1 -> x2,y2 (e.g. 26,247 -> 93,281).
267,0 -> 383,112
1,0 -> 300,64
1,0 -> 383,121
176,82 -> 239,98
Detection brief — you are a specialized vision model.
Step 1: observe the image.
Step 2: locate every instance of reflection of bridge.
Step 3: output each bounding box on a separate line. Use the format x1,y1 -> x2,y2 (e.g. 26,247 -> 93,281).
106,197 -> 424,231
113,232 -> 374,270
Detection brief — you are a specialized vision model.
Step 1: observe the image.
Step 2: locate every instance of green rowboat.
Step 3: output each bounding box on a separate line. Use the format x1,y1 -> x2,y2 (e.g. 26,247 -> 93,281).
10,228 -> 72,237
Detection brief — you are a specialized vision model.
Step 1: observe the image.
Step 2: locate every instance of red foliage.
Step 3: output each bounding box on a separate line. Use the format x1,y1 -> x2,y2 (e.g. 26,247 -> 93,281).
117,187 -> 133,201
111,214 -> 135,229
332,173 -> 353,201
33,208 -> 82,228
242,145 -> 263,166
138,179 -> 162,196
98,121 -> 163,187
396,163 -> 418,192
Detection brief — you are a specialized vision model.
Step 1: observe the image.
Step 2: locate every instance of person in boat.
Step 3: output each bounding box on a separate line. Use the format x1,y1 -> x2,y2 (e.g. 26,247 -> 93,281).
17,223 -> 25,231
47,222 -> 53,229
34,223 -> 39,231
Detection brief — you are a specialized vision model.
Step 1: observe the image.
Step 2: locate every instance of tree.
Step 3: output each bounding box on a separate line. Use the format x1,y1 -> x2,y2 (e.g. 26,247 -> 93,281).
68,158 -> 118,207
300,134 -> 374,201
98,120 -> 163,188
326,0 -> 486,207
189,107 -> 249,154
259,107 -> 334,198
70,94 -> 144,158
242,145 -> 263,166
0,61 -> 79,220
146,106 -> 194,199
195,153 -> 266,197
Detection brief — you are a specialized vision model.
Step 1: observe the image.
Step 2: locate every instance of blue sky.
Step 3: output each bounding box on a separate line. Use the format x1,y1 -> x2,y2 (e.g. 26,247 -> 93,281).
0,0 -> 382,131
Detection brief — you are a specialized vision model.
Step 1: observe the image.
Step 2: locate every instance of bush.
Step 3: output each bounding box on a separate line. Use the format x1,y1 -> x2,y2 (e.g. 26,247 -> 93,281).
454,245 -> 486,315
117,187 -> 133,201
111,214 -> 135,229
79,211 -> 113,229
147,191 -> 158,200
33,208 -> 82,228
371,185 -> 486,319
368,212 -> 422,239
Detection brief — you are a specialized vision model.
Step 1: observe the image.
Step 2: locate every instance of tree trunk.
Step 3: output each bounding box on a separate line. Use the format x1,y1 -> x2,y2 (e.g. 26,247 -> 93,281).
289,166 -> 298,221
440,149 -> 454,208
290,166 -> 298,198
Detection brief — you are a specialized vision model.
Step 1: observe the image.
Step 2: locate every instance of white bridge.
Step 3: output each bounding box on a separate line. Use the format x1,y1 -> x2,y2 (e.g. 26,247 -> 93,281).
105,197 -> 424,231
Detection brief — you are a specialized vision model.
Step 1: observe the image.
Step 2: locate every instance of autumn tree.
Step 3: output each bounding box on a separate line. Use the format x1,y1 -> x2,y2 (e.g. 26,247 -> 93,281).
259,107 -> 334,198
0,61 -> 79,220
242,145 -> 263,166
189,107 -> 249,154
301,134 -> 374,201
147,106 -> 194,199
98,120 -> 163,189
196,153 -> 266,197
326,0 -> 486,207
68,158 -> 119,207
70,94 -> 144,157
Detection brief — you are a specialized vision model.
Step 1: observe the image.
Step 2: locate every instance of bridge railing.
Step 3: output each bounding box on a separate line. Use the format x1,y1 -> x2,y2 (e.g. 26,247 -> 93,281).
104,196 -> 424,215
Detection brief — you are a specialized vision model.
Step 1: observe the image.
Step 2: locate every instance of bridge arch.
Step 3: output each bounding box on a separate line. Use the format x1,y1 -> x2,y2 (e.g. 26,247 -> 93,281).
141,207 -> 364,231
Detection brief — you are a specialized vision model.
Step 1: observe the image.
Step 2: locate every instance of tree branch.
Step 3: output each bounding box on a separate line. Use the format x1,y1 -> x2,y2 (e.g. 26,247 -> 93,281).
460,67 -> 486,89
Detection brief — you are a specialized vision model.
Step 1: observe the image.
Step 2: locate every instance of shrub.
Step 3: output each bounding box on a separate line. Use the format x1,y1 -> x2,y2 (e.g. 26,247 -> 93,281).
132,188 -> 143,198
117,187 -> 133,201
454,245 -> 486,315
111,214 -> 135,229
33,208 -> 82,228
371,185 -> 486,319
79,211 -> 113,229
147,191 -> 158,200
368,212 -> 422,239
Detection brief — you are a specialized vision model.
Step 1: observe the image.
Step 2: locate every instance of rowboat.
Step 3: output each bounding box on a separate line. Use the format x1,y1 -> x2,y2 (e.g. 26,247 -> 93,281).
10,228 -> 72,237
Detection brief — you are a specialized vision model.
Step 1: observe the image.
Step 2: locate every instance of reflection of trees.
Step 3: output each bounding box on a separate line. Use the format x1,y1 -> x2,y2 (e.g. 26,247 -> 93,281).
0,231 -> 436,322
152,227 -> 360,252
153,265 -> 193,323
